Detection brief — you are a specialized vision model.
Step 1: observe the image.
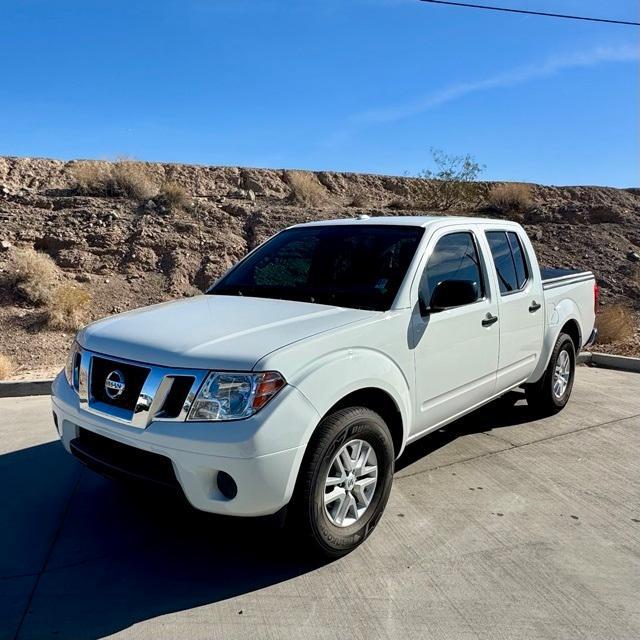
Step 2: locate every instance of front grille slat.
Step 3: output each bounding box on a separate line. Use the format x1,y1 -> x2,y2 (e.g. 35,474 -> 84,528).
159,376 -> 195,418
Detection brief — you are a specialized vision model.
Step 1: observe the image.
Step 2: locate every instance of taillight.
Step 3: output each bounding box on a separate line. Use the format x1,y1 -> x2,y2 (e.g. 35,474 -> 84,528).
594,282 -> 599,314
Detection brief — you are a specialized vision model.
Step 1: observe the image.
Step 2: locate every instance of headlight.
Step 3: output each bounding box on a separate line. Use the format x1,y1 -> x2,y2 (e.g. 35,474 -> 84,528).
64,342 -> 82,391
188,371 -> 286,421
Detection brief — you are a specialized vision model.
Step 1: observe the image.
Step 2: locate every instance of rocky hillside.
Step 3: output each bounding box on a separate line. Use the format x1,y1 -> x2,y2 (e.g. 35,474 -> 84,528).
1,156 -> 638,379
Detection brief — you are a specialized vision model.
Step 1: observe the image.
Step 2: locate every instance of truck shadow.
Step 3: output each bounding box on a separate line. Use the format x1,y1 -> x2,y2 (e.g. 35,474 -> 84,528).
396,389 -> 533,471
1,443 -> 325,639
2,391 -> 530,639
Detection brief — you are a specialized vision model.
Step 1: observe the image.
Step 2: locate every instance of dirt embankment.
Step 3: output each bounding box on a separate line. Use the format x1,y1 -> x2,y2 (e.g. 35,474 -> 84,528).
0,156 -> 638,379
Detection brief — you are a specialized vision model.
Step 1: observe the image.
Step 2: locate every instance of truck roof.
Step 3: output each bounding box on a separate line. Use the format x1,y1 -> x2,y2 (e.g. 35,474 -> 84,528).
291,215 -> 520,229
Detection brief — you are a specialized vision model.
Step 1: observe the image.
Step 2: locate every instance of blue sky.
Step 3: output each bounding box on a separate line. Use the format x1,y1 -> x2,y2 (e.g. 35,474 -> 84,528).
0,0 -> 638,186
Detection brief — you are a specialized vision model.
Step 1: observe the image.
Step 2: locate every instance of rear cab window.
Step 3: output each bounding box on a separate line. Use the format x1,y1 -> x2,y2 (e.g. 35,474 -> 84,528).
486,230 -> 529,294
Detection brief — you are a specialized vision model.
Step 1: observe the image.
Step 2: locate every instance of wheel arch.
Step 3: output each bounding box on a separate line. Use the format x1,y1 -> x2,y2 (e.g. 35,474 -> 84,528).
289,348 -> 413,459
560,318 -> 581,355
528,302 -> 583,384
325,387 -> 404,458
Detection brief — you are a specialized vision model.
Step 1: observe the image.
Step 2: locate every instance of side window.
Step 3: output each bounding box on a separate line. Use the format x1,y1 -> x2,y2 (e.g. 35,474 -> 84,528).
420,232 -> 484,305
486,231 -> 529,294
507,231 -> 529,289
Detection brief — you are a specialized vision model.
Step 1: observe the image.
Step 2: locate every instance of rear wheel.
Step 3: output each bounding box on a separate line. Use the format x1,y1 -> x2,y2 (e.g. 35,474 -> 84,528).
525,332 -> 576,416
292,407 -> 394,558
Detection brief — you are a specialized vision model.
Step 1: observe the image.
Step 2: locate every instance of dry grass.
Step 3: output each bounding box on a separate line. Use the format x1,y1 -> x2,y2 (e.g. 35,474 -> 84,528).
0,354 -> 13,380
286,171 -> 328,206
71,161 -> 112,195
387,198 -> 426,211
45,284 -> 92,331
6,248 -> 59,305
487,183 -> 533,213
158,181 -> 189,211
387,198 -> 417,211
71,159 -> 156,200
596,305 -> 635,344
110,160 -> 157,199
5,247 -> 92,329
348,193 -> 371,208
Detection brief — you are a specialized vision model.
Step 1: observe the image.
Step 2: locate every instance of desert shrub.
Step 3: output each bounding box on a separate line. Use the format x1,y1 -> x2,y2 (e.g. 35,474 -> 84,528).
71,161 -> 112,195
45,284 -> 92,331
0,354 -> 13,380
71,159 -> 156,199
418,148 -> 484,210
158,181 -> 189,211
286,171 -> 328,206
109,160 -> 156,199
487,183 -> 533,212
387,198 -> 414,210
6,248 -> 59,305
348,193 -> 370,208
596,305 -> 635,344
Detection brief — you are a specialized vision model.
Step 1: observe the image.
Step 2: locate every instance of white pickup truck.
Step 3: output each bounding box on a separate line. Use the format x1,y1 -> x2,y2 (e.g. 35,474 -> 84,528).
52,216 -> 598,556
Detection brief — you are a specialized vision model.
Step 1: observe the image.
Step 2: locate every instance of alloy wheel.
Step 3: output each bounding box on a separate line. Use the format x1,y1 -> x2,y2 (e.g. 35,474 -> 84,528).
323,439 -> 378,527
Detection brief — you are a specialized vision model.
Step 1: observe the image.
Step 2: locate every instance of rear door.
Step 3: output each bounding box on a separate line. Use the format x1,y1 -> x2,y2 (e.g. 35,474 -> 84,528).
484,228 -> 544,391
410,227 -> 500,437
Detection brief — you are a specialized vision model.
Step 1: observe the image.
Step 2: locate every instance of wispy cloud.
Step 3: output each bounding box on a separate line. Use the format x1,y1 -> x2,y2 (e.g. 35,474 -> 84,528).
353,44 -> 639,125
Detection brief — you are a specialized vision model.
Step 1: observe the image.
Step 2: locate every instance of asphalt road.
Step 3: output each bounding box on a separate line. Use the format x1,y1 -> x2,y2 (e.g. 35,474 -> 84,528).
1,366 -> 639,640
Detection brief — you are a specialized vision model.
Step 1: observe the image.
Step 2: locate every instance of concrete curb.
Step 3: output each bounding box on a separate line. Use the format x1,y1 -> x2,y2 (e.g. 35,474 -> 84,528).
577,352 -> 592,365
587,352 -> 640,373
0,379 -> 53,398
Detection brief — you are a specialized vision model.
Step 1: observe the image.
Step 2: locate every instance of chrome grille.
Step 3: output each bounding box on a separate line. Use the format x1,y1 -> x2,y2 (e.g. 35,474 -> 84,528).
78,349 -> 208,428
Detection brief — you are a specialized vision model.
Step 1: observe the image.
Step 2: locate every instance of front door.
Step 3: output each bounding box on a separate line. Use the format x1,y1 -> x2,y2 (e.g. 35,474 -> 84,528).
410,229 -> 500,439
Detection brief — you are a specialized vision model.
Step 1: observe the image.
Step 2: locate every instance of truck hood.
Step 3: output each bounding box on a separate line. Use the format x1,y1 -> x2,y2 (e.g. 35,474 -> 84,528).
78,295 -> 376,370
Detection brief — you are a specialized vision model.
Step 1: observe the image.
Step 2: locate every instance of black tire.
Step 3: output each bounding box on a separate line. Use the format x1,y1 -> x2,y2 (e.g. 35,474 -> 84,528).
291,406 -> 394,558
525,332 -> 576,416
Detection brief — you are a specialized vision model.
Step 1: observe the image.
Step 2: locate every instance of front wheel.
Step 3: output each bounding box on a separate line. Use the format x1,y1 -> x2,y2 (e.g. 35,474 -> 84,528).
292,407 -> 394,558
525,332 -> 576,416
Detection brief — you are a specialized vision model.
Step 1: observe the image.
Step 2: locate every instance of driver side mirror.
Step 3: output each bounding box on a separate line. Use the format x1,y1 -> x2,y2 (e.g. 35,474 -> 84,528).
420,279 -> 478,315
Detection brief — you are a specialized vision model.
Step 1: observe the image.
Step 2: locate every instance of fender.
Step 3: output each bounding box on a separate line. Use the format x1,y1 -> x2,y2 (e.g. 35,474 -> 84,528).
528,298 -> 583,383
267,346 -> 413,456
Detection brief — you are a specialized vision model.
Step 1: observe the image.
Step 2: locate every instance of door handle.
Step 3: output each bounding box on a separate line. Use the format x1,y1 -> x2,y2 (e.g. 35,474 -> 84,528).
529,301 -> 542,313
482,313 -> 498,327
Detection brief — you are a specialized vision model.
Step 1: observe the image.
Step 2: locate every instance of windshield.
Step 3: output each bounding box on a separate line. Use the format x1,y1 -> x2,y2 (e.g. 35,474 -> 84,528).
209,224 -> 424,311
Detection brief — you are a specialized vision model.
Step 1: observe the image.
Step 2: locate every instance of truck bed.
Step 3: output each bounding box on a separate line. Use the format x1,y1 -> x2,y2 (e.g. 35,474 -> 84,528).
540,267 -> 594,290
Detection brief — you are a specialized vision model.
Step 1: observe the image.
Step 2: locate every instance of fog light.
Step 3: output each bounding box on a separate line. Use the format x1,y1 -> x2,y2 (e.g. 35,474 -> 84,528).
216,471 -> 237,500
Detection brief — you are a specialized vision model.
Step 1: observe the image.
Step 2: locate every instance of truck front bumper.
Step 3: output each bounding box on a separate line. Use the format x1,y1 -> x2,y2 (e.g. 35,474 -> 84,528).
51,373 -> 320,517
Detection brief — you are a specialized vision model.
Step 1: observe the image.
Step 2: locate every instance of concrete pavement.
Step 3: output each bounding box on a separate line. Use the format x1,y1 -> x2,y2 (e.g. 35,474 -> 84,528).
1,366 -> 639,639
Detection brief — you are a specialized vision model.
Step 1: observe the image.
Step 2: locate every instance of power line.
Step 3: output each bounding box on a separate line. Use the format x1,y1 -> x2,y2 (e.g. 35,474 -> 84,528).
418,0 -> 640,26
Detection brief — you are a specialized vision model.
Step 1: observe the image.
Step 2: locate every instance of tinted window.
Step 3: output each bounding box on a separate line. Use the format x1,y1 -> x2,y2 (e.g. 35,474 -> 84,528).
209,225 -> 424,311
507,231 -> 529,289
486,231 -> 528,294
420,232 -> 484,305
253,238 -> 315,288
